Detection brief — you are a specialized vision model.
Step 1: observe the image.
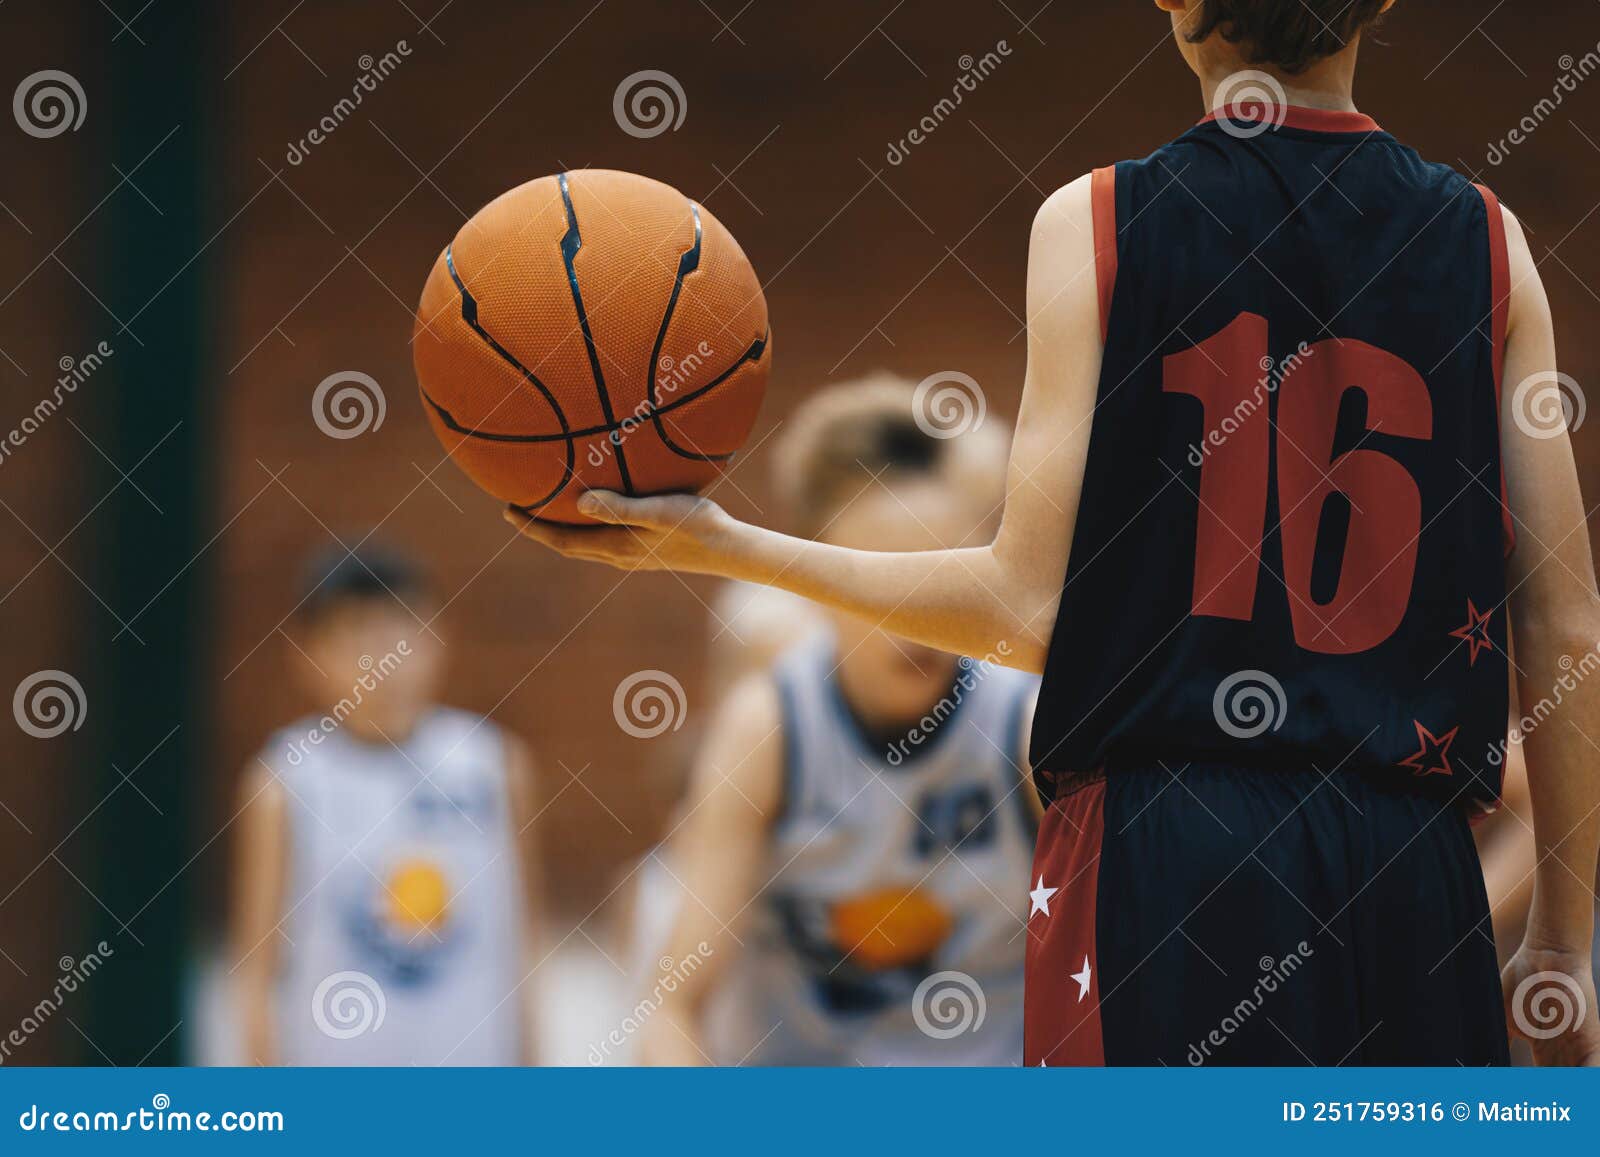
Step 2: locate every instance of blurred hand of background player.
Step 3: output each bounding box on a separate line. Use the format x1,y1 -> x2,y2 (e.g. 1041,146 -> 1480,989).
1502,945 -> 1600,1065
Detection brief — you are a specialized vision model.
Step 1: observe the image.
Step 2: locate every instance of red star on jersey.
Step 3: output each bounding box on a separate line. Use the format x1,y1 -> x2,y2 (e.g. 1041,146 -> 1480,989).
1399,719 -> 1459,778
1448,600 -> 1496,666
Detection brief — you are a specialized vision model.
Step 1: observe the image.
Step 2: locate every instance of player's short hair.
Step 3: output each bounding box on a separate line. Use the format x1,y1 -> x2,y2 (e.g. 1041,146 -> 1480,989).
1189,0 -> 1389,75
771,372 -> 1010,538
296,542 -> 429,623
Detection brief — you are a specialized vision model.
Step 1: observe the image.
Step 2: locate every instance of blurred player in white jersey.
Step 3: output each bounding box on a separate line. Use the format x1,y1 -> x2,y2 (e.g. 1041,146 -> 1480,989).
231,546 -> 543,1065
636,376 -> 1040,1066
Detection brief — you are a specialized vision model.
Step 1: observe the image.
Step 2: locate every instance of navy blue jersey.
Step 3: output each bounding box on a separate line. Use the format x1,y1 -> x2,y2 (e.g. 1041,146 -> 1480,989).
1029,105 -> 1512,811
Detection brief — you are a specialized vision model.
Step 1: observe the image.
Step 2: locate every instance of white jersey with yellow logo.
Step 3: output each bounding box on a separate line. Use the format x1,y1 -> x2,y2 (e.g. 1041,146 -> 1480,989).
264,707 -> 523,1065
727,635 -> 1038,1066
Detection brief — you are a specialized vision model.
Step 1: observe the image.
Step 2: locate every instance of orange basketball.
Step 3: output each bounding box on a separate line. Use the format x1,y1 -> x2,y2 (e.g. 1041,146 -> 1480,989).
413,169 -> 771,524
830,886 -> 954,971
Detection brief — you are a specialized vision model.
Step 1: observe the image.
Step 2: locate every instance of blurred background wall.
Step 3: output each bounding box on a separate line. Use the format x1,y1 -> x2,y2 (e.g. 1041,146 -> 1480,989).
2,0 -> 1598,1062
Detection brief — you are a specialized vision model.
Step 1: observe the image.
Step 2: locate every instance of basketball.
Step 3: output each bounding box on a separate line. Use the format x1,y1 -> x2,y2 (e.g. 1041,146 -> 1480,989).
830,887 -> 954,970
413,169 -> 771,524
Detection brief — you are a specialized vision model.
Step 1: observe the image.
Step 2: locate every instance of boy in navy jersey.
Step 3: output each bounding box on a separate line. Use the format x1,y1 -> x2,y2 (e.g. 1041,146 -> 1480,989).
511,1 -> 1600,1065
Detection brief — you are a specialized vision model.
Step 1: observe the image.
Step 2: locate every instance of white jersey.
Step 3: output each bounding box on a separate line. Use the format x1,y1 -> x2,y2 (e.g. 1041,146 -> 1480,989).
264,708 -> 525,1066
720,636 -> 1038,1065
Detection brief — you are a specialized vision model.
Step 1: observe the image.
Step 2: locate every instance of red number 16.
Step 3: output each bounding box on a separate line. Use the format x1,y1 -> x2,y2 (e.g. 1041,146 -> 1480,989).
1163,312 -> 1433,655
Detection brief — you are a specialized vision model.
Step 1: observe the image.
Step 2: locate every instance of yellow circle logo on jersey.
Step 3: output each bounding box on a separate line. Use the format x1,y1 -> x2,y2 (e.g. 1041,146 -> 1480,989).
830,887 -> 953,971
384,859 -> 452,934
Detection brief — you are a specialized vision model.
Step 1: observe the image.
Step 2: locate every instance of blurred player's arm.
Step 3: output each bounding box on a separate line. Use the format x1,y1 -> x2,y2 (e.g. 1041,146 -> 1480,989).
503,734 -> 544,1066
508,174 -> 1102,674
1498,203 -> 1600,1066
639,675 -> 783,1066
705,583 -> 822,704
230,762 -> 288,1066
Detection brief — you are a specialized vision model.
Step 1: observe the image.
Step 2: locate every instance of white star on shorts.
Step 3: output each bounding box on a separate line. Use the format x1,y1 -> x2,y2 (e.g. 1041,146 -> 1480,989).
1028,875 -> 1058,918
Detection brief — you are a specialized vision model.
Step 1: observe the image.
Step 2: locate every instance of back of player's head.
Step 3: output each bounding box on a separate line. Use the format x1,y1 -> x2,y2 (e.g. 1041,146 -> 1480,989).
1187,0 -> 1390,74
296,542 -> 431,626
771,372 -> 1010,539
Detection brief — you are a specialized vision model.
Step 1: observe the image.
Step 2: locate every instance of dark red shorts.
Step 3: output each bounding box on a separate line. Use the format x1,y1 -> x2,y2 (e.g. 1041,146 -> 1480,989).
1025,763 -> 1509,1066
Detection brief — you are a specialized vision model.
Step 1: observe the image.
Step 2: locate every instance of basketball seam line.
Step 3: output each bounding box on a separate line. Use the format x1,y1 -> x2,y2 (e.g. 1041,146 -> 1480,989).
419,330 -> 768,446
646,199 -> 725,463
440,244 -> 574,513
558,172 -> 635,496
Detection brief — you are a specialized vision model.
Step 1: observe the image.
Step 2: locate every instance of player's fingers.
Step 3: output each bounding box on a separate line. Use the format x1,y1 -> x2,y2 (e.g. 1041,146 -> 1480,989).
577,489 -> 694,530
503,508 -> 653,568
502,507 -> 602,555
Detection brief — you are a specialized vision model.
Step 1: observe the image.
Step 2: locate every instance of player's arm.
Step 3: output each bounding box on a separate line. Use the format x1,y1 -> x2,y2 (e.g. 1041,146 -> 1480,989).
1479,741 -> 1535,954
639,675 -> 784,1065
507,174 -> 1103,674
503,734 -> 544,1066
229,761 -> 289,1066
1497,204 -> 1600,1065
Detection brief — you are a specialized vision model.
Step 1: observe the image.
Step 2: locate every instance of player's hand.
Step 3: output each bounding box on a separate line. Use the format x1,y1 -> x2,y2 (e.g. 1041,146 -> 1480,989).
1501,944 -> 1600,1065
503,491 -> 745,578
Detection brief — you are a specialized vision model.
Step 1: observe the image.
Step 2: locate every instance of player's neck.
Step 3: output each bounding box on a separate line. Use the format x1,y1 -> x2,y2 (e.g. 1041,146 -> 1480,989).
1198,48 -> 1361,116
338,709 -> 423,748
834,662 -> 960,738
